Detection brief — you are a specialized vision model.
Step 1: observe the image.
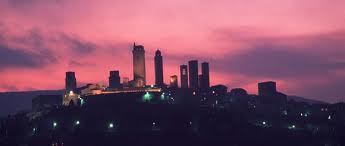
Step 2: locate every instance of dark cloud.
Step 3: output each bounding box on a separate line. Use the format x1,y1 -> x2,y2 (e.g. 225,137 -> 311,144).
212,29 -> 345,79
0,21 -> 98,53
59,33 -> 97,54
7,0 -> 64,8
0,24 -> 99,70
210,28 -> 345,102
10,28 -> 45,48
291,77 -> 345,102
213,47 -> 345,79
7,0 -> 37,6
68,59 -> 95,67
0,84 -> 18,91
0,45 -> 58,70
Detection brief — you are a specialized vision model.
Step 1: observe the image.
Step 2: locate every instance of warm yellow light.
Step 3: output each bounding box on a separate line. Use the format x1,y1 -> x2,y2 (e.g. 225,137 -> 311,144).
69,91 -> 74,95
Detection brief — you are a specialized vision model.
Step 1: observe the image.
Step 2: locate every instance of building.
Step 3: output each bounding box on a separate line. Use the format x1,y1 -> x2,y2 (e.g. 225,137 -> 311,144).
210,85 -> 228,97
132,42 -> 146,87
180,65 -> 188,88
170,75 -> 178,88
230,88 -> 248,96
81,84 -> 105,96
122,77 -> 129,88
258,81 -> 287,105
201,62 -> 210,89
258,81 -> 277,96
65,71 -> 76,93
109,70 -> 121,88
32,95 -> 62,110
188,60 -> 198,88
154,49 -> 164,87
63,90 -> 80,106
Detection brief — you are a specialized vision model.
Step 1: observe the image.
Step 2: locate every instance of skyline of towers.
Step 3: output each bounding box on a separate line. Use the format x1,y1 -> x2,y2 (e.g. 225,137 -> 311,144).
63,43 -> 212,90
65,71 -> 76,93
180,65 -> 188,88
132,42 -> 146,87
154,49 -> 164,87
109,70 -> 121,88
188,60 -> 199,88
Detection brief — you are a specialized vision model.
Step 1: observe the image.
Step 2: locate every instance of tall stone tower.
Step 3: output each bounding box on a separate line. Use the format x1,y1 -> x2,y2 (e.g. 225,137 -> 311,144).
109,70 -> 121,88
154,49 -> 164,87
65,71 -> 76,93
201,62 -> 210,89
132,42 -> 146,87
180,65 -> 188,88
188,60 -> 199,88
64,71 -> 78,106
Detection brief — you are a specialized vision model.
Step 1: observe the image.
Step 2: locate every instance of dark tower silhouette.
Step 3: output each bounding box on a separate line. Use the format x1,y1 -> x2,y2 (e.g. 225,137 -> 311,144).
154,49 -> 164,87
198,74 -> 203,88
109,70 -> 121,88
201,62 -> 210,89
65,71 -> 76,93
132,42 -> 146,87
258,81 -> 277,96
180,65 -> 188,88
188,60 -> 198,88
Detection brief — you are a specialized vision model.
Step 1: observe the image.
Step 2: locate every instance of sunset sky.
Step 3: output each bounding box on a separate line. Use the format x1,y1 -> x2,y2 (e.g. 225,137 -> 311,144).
1,0 -> 345,102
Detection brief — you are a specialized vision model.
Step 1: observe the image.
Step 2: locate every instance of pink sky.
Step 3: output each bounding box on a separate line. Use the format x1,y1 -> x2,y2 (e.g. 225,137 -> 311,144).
1,0 -> 345,102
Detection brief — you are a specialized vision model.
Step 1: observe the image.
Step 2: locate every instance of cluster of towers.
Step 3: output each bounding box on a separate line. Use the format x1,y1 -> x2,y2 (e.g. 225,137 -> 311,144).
65,42 -> 211,93
179,60 -> 210,89
154,47 -> 210,89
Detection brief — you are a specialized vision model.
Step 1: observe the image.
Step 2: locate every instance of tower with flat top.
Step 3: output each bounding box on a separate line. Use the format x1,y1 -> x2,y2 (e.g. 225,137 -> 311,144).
132,42 -> 146,87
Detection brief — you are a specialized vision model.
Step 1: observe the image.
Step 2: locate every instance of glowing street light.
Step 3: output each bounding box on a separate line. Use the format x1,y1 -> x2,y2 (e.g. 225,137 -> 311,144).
160,93 -> 165,100
75,120 -> 80,125
262,121 -> 266,125
79,97 -> 85,106
288,124 -> 296,129
143,92 -> 152,101
282,110 -> 288,115
53,122 -> 57,128
109,123 -> 114,128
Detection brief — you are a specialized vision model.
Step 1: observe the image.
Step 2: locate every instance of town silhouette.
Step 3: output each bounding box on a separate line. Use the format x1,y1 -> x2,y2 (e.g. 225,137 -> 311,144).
1,43 -> 344,146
